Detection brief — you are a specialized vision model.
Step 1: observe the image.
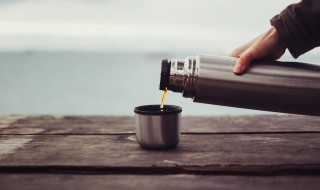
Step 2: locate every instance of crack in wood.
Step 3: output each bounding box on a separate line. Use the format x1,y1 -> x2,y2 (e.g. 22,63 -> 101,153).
1,165 -> 320,175
2,131 -> 320,136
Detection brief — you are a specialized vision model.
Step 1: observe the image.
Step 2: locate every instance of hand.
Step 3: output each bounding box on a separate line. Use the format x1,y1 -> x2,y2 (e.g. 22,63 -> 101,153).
230,26 -> 287,75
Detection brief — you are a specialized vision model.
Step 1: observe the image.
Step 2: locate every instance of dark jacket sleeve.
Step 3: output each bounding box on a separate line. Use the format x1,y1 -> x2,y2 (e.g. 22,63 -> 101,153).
270,0 -> 320,58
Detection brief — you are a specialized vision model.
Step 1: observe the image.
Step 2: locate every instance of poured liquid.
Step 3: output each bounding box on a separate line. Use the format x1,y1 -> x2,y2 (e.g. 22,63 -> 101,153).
160,87 -> 168,110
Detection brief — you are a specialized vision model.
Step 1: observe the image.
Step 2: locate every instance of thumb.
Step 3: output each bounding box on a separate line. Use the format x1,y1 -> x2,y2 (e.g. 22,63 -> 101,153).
233,47 -> 260,75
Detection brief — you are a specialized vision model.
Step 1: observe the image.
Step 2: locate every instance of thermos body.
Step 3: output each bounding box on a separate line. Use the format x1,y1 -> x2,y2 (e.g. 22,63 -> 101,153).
160,54 -> 320,116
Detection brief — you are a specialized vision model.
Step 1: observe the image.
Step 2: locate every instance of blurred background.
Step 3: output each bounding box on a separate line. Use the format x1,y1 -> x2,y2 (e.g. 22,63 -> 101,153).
0,0 -> 319,115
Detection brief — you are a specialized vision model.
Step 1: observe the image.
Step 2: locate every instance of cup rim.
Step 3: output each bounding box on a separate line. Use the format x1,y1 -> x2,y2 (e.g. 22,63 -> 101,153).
134,104 -> 182,115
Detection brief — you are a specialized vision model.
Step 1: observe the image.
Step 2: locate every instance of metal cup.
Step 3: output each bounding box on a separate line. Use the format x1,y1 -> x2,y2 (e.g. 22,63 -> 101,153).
134,105 -> 182,149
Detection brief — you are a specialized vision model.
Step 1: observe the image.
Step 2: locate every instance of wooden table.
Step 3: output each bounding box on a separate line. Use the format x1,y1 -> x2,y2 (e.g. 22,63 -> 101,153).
1,115 -> 320,189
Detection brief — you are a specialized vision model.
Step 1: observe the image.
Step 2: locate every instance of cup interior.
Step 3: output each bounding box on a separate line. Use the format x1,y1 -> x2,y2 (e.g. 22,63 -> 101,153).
134,105 -> 182,115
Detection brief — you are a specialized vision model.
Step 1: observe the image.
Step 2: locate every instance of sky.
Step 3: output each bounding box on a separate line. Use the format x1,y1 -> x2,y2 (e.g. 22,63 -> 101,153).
1,0 -> 318,55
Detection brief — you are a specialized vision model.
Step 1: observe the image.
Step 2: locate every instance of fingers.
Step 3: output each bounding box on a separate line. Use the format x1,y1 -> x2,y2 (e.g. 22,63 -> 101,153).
229,34 -> 264,57
229,42 -> 252,57
233,53 -> 250,74
233,47 -> 260,75
230,42 -> 259,74
229,48 -> 241,57
231,27 -> 286,75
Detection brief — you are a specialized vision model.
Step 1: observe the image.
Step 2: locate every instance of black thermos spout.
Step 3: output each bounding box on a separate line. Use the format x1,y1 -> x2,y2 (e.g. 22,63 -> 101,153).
159,54 -> 320,116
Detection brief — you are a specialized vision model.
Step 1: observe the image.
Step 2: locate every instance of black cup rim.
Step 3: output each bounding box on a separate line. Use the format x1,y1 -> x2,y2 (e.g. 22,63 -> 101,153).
134,105 -> 182,115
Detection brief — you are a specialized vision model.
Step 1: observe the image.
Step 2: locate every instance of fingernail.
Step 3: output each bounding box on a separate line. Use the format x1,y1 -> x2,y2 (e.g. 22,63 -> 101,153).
233,64 -> 245,74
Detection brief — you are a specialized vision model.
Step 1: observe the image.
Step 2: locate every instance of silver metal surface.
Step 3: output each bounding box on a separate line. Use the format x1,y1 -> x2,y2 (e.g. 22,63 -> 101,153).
168,57 -> 198,96
167,54 -> 320,115
135,112 -> 181,149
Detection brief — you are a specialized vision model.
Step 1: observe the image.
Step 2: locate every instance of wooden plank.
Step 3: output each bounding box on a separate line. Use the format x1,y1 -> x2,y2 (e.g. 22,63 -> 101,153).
1,134 -> 319,172
183,115 -> 320,133
0,115 -> 134,135
1,174 -> 319,190
0,115 -> 27,130
1,115 -> 320,135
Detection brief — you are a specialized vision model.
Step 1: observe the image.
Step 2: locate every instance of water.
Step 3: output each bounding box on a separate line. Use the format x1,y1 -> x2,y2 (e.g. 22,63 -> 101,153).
0,52 -> 319,115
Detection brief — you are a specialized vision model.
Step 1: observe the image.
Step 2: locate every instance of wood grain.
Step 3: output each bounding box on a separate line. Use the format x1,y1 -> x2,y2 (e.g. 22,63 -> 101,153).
1,174 -> 319,190
1,115 -> 320,135
1,133 -> 319,174
1,115 -> 320,177
0,115 -> 27,130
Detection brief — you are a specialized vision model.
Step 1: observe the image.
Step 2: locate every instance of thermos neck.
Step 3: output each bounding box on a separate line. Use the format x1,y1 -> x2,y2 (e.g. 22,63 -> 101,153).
159,56 -> 199,98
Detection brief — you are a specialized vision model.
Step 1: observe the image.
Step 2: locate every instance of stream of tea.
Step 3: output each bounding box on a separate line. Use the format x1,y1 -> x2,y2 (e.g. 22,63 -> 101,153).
160,87 -> 168,110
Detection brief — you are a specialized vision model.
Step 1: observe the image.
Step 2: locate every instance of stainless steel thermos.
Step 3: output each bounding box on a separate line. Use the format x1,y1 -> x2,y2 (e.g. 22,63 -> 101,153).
159,54 -> 320,116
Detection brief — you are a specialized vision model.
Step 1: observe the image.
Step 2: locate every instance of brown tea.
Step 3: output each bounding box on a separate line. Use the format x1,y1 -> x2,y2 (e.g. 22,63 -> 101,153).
160,87 -> 168,110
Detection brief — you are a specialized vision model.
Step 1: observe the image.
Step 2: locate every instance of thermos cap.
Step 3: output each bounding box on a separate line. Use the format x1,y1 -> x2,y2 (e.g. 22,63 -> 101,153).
159,59 -> 171,90
134,104 -> 182,150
